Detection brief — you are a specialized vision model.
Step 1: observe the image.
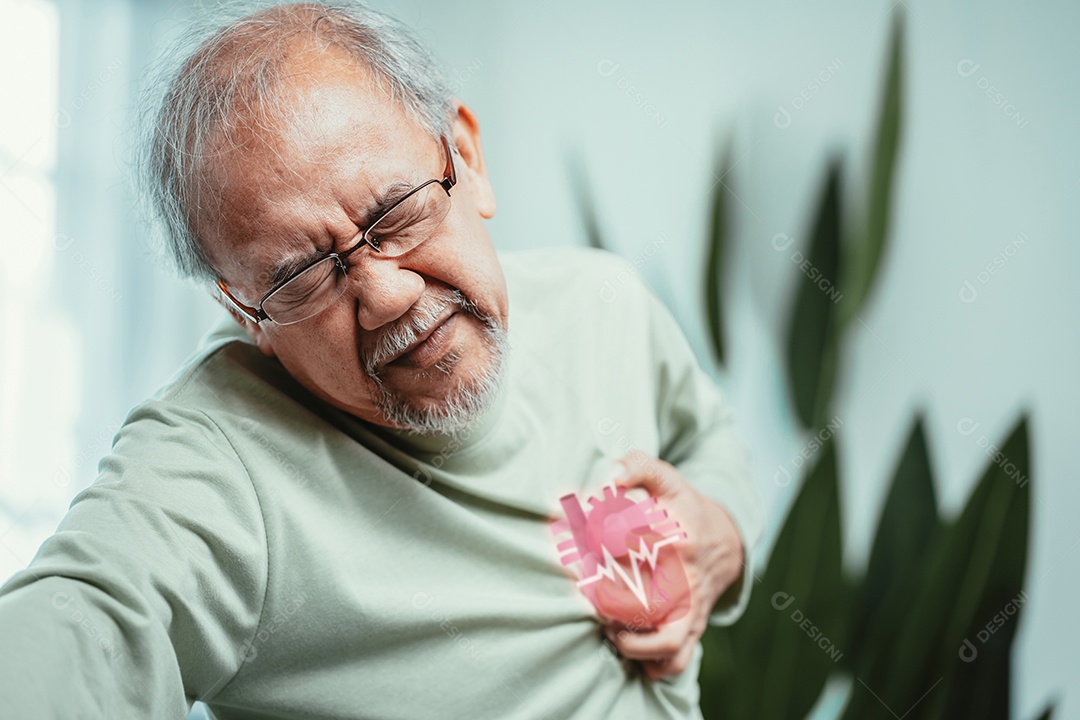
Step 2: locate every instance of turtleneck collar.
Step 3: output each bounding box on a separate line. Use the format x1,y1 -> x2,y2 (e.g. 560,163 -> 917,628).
198,308 -> 517,459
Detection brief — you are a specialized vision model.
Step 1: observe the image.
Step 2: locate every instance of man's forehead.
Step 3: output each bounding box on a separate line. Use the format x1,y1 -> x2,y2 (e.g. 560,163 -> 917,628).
220,44 -> 409,172
199,49 -> 434,294
273,45 -> 393,156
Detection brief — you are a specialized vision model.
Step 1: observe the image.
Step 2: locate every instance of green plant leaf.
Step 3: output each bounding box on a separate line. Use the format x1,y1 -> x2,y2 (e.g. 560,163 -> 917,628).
840,12 -> 904,326
698,623 -> 736,719
784,160 -> 844,431
845,413 -> 939,671
701,437 -> 846,719
566,151 -> 607,251
1031,703 -> 1055,720
703,136 -> 734,369
925,415 -> 1030,719
842,415 -> 1030,720
940,620 -> 1011,720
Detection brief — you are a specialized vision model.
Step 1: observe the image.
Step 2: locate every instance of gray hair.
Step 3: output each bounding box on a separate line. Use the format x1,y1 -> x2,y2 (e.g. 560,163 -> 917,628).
134,1 -> 456,286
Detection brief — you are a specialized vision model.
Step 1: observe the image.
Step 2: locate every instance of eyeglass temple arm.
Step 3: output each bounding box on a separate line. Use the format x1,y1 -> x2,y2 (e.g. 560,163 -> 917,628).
216,279 -> 267,324
440,136 -> 457,193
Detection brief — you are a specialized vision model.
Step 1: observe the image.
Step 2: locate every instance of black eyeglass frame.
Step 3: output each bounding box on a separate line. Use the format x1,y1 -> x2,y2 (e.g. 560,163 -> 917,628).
216,135 -> 457,325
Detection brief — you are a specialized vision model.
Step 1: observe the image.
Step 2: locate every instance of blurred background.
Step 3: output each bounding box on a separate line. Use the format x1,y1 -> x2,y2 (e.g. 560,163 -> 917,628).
0,0 -> 1075,717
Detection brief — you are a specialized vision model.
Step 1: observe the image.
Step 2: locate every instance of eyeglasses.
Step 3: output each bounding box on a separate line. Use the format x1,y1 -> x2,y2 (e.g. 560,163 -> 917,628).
216,135 -> 457,326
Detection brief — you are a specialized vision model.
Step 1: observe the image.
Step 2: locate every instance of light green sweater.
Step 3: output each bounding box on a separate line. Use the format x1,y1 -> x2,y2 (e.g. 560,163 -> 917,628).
0,245 -> 764,719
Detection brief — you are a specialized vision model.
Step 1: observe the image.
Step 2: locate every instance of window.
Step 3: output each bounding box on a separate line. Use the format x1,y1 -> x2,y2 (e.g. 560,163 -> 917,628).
0,0 -> 79,582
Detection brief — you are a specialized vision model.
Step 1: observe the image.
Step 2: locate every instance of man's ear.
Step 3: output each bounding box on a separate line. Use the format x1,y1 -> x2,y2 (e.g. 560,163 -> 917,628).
212,291 -> 277,359
450,100 -> 496,219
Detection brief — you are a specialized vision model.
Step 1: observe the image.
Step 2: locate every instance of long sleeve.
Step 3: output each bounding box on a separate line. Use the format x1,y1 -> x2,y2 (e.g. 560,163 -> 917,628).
642,278 -> 765,627
0,400 -> 268,717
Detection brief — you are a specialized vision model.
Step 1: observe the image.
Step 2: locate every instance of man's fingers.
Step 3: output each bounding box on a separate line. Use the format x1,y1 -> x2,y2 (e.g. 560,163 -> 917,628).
605,613 -> 690,660
641,639 -> 697,680
611,449 -> 681,499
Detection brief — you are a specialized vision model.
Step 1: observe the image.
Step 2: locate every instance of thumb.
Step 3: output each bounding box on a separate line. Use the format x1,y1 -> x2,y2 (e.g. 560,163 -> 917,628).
609,450 -> 691,546
610,449 -> 681,499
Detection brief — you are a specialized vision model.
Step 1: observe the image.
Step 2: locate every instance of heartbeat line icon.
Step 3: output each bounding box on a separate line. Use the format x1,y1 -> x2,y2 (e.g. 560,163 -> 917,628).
577,534 -> 683,607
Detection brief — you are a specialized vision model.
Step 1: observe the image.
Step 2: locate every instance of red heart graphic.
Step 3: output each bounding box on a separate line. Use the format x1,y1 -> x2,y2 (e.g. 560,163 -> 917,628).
551,484 -> 690,631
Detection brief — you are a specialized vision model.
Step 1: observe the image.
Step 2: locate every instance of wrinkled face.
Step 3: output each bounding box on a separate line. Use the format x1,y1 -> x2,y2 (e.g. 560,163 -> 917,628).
199,45 -> 510,435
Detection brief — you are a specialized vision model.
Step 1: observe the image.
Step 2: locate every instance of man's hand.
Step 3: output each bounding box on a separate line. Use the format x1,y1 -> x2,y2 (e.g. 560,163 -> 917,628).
601,448 -> 745,681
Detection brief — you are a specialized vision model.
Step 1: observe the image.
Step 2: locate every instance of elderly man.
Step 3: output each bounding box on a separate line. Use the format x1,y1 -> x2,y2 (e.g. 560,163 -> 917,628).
0,2 -> 763,718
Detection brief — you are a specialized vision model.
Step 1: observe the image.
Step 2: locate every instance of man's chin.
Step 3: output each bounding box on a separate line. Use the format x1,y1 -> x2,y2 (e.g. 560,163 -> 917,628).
374,376 -> 494,437
372,322 -> 509,436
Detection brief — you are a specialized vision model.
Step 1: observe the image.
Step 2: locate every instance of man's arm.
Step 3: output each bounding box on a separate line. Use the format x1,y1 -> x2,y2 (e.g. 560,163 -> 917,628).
596,261 -> 766,681
642,277 -> 765,626
0,400 -> 267,717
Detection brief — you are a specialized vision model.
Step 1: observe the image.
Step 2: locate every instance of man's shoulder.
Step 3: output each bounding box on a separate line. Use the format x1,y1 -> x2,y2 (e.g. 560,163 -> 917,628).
498,244 -> 636,280
124,315 -> 311,433
498,245 -> 650,310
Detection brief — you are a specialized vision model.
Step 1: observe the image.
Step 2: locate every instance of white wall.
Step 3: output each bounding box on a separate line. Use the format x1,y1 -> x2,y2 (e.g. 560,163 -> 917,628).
3,0 -> 1074,716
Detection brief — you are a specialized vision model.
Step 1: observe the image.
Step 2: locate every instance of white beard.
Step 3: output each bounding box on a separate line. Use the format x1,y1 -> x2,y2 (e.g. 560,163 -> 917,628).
367,292 -> 510,437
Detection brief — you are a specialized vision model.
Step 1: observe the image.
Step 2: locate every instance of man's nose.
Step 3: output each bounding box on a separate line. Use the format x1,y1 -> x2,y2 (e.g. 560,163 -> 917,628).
346,257 -> 427,332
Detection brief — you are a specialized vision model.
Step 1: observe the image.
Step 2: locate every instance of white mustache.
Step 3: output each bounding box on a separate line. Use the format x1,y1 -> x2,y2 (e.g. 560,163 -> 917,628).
366,290 -> 463,372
